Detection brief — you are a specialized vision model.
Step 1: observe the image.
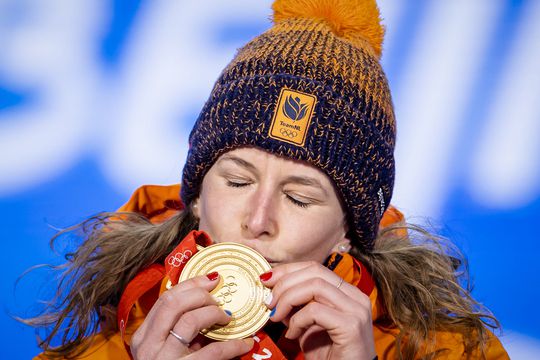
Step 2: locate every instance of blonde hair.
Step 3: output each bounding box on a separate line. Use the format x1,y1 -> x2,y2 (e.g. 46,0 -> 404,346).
355,223 -> 500,359
19,211 -> 198,358
20,210 -> 499,359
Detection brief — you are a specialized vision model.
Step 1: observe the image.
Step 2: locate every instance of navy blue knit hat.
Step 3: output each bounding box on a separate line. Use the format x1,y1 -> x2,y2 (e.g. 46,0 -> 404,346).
181,0 -> 395,252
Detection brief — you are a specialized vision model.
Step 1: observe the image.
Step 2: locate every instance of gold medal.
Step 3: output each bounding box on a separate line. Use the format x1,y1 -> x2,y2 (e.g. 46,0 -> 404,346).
178,242 -> 272,340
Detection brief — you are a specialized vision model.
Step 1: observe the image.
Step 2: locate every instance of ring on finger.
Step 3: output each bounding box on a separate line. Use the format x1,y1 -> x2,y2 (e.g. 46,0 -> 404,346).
336,277 -> 344,290
169,329 -> 190,346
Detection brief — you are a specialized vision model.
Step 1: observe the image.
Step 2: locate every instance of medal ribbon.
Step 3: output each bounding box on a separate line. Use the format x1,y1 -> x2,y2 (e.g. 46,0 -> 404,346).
117,230 -> 374,360
117,230 -> 210,339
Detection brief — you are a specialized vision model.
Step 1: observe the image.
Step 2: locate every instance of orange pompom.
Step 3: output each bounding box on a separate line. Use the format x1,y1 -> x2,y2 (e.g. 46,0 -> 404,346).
272,0 -> 385,58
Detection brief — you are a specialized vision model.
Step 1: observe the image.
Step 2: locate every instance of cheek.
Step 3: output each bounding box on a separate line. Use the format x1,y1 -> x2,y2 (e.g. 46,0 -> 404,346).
199,197 -> 225,233
197,187 -> 243,239
280,213 -> 343,260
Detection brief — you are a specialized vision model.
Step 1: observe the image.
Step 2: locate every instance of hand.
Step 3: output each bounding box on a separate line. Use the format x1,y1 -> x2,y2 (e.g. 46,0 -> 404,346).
260,261 -> 377,360
130,273 -> 254,359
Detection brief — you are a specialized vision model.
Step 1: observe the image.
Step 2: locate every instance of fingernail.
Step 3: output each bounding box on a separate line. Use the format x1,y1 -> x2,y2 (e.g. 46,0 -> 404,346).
224,309 -> 232,316
259,271 -> 272,281
245,338 -> 258,352
264,292 -> 273,306
206,271 -> 219,281
269,306 -> 277,318
284,329 -> 291,339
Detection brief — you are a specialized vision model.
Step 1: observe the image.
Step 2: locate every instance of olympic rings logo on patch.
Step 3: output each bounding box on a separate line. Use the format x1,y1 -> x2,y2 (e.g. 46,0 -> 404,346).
279,128 -> 297,138
167,250 -> 193,267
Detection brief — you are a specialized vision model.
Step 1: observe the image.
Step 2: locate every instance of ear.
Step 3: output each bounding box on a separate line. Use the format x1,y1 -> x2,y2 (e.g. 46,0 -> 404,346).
331,223 -> 352,254
331,217 -> 351,253
190,197 -> 200,219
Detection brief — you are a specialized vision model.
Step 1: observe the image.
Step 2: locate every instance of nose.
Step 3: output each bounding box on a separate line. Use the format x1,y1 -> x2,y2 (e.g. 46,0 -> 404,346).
241,186 -> 277,240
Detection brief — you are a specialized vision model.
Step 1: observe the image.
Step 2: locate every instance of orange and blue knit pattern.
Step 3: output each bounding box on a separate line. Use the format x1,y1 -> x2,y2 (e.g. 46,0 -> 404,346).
181,0 -> 396,251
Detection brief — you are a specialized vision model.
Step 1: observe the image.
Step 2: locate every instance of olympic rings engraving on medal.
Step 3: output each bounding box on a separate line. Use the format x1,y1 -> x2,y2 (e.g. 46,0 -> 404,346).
214,275 -> 238,305
167,250 -> 193,267
279,128 -> 297,138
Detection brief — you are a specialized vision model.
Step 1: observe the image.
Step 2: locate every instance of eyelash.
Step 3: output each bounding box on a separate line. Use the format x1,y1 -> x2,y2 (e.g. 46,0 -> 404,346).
226,180 -> 250,188
286,195 -> 310,208
225,181 -> 311,208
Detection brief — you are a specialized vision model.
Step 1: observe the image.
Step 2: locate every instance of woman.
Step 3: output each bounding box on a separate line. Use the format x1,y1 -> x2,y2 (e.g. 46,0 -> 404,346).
25,0 -> 509,359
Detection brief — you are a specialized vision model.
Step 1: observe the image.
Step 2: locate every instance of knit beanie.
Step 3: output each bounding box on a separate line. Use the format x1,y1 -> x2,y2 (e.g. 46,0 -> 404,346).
181,0 -> 396,252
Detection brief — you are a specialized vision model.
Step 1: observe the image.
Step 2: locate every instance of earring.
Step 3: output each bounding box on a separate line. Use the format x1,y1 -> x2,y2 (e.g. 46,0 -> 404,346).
338,244 -> 348,253
190,203 -> 199,219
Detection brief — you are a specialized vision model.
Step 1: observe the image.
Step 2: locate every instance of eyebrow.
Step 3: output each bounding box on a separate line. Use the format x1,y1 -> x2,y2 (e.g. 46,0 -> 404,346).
219,155 -> 258,173
283,175 -> 328,196
219,154 -> 328,196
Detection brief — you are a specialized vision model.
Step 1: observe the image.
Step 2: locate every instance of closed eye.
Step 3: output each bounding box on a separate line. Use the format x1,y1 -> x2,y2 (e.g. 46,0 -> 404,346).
286,194 -> 310,208
226,179 -> 311,208
226,180 -> 251,188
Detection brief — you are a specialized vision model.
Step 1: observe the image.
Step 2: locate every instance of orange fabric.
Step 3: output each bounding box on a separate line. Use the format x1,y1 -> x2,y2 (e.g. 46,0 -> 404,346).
34,184 -> 509,359
379,205 -> 404,228
117,184 -> 184,223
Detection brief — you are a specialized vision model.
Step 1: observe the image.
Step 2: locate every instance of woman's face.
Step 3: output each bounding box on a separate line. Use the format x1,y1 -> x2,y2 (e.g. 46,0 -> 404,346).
191,147 -> 351,265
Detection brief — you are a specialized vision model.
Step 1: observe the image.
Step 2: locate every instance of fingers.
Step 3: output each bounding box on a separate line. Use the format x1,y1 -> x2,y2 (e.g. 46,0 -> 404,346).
184,338 -> 255,360
285,302 -> 367,341
285,302 -> 376,358
161,305 -> 232,354
262,261 -> 359,300
131,274 -> 221,356
260,262 -> 370,320
259,261 -> 314,287
265,276 -> 358,322
258,262 -> 376,358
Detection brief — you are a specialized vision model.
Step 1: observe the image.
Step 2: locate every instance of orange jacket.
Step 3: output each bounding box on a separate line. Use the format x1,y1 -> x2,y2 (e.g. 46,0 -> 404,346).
35,184 -> 509,359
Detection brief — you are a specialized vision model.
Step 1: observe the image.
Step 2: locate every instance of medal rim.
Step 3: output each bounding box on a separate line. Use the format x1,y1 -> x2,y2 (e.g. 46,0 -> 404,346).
178,242 -> 272,340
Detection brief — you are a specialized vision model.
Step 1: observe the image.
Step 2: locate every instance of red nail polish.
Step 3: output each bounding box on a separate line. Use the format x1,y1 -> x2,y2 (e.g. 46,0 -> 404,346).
206,271 -> 219,281
259,271 -> 272,281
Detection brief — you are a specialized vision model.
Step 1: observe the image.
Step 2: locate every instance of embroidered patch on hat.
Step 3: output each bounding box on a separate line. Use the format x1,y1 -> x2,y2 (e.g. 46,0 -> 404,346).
269,88 -> 316,146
